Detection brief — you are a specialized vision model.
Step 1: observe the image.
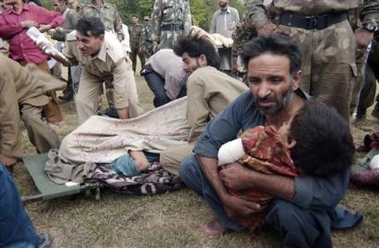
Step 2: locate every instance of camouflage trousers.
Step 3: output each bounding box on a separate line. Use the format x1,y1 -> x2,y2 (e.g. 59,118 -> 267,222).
278,19 -> 356,120
356,41 -> 379,112
158,30 -> 184,50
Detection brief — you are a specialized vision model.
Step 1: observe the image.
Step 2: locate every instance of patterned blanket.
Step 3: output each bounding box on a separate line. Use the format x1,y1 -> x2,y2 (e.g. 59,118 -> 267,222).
90,162 -> 185,195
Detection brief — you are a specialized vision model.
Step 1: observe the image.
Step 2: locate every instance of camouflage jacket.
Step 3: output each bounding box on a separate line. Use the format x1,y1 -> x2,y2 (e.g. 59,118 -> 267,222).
150,0 -> 192,46
79,3 -> 124,41
245,0 -> 379,29
129,22 -> 144,49
231,15 -> 257,64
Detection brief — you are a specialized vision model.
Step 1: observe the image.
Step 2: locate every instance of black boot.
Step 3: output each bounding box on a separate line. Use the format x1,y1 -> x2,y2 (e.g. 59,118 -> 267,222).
58,90 -> 74,101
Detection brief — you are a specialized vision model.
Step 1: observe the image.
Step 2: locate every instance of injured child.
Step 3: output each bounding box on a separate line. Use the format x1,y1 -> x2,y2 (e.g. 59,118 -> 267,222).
217,100 -> 355,231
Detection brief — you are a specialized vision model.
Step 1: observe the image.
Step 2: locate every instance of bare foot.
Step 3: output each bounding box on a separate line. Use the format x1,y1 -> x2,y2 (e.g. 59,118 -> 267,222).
201,219 -> 229,238
129,151 -> 149,171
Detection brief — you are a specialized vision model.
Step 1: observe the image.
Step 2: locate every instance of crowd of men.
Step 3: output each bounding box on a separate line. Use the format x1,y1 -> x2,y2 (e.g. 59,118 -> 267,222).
1,0 -> 379,247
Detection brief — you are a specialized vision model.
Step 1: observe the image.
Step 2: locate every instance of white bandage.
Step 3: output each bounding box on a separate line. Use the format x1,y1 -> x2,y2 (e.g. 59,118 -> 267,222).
218,138 -> 245,165
369,154 -> 379,170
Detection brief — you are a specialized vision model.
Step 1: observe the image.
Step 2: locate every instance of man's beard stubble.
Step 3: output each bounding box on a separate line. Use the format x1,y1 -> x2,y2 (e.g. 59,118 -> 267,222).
256,86 -> 293,116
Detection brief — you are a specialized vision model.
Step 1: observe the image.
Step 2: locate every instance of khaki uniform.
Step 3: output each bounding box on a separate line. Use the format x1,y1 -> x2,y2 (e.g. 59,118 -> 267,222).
0,54 -> 65,156
160,66 -> 248,175
63,31 -> 144,124
245,0 -> 379,120
151,0 -> 192,50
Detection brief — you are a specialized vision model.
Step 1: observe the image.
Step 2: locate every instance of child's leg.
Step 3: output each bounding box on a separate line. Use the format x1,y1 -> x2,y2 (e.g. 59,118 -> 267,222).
129,151 -> 149,171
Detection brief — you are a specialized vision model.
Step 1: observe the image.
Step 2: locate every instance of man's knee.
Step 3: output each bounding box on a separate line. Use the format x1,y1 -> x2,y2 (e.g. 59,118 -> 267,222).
179,155 -> 199,184
161,144 -> 194,175
266,200 -> 328,248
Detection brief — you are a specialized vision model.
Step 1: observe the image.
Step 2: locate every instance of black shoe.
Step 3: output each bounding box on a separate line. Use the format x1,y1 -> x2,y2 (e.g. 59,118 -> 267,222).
58,92 -> 74,101
372,108 -> 379,120
98,107 -> 119,118
38,233 -> 53,248
355,107 -> 366,120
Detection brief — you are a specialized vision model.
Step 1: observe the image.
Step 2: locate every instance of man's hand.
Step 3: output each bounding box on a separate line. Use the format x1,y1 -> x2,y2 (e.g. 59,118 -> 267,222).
221,193 -> 263,216
38,24 -> 52,33
355,28 -> 374,57
21,20 -> 38,28
36,40 -> 54,56
0,155 -> 17,167
257,22 -> 276,36
139,46 -> 147,53
219,163 -> 254,191
116,107 -> 130,119
152,41 -> 159,53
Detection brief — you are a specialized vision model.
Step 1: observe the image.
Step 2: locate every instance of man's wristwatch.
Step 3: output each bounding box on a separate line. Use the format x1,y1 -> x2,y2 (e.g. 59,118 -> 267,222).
362,22 -> 378,33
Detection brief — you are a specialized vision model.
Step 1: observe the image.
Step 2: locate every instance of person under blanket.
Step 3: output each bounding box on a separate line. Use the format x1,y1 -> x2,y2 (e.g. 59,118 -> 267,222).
58,33 -> 248,175
217,100 -> 355,231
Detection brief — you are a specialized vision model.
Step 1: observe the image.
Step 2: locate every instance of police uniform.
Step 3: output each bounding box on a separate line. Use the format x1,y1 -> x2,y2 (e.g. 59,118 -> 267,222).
63,31 -> 144,124
0,54 -> 64,156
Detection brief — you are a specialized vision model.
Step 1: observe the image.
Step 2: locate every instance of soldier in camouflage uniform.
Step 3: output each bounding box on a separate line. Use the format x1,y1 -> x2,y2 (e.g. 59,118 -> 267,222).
129,14 -> 145,73
231,15 -> 257,83
141,16 -> 154,60
79,0 -> 124,41
150,0 -> 192,51
245,0 -> 379,120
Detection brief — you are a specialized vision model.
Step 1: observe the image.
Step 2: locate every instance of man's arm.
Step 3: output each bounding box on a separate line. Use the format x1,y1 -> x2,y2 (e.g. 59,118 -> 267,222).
150,0 -> 162,48
33,5 -> 64,32
209,12 -> 217,34
220,161 -> 350,210
186,74 -> 211,142
220,163 -> 295,201
0,15 -> 29,39
112,6 -> 124,41
198,155 -> 262,215
355,0 -> 379,54
244,0 -> 276,35
183,0 -> 192,33
111,58 -> 134,119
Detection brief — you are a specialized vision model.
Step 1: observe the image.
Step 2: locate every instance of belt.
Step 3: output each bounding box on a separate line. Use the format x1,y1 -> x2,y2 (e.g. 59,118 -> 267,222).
279,12 -> 348,30
161,24 -> 183,31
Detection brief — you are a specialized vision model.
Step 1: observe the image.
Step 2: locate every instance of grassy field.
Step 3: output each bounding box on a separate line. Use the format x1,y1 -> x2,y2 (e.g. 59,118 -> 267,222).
12,72 -> 379,248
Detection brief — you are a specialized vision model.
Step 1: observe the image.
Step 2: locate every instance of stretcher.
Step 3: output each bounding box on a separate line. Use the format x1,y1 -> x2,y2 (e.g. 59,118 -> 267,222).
21,153 -> 101,203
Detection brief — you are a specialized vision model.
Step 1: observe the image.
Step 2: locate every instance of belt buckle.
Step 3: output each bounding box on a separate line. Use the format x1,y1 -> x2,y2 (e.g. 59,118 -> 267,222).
305,16 -> 318,29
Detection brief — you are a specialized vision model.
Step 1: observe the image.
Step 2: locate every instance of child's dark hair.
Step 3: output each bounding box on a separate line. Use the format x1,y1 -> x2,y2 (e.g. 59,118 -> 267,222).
289,100 -> 355,176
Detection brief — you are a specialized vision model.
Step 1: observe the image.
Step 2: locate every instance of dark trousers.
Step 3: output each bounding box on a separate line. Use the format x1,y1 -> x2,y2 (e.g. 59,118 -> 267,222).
131,46 -> 146,73
144,70 -> 187,107
0,164 -> 38,247
179,155 -> 333,248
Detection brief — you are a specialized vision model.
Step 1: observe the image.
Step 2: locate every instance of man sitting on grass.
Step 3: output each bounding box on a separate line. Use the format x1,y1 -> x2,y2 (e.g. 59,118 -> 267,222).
179,34 -> 363,247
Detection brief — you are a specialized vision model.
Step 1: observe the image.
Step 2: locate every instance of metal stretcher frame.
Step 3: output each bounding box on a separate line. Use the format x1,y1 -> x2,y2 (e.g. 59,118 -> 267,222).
22,153 -> 100,203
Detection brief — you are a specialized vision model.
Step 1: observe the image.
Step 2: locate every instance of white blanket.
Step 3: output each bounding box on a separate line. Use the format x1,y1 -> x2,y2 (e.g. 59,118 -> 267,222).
59,97 -> 190,164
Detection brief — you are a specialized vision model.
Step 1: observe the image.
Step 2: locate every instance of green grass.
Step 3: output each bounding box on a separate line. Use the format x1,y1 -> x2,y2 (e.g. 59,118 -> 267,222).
13,72 -> 379,247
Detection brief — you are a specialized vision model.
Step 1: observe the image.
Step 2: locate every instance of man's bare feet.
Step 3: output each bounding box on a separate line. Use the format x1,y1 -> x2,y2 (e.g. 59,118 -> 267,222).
201,219 -> 229,238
